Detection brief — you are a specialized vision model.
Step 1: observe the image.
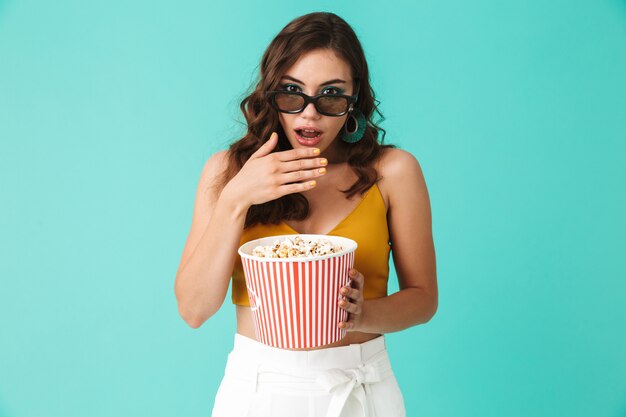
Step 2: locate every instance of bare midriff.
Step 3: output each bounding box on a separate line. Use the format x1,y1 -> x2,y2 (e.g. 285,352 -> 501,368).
236,305 -> 381,350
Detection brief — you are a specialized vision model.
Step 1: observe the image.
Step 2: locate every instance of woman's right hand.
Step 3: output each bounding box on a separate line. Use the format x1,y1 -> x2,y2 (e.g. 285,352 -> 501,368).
222,132 -> 328,207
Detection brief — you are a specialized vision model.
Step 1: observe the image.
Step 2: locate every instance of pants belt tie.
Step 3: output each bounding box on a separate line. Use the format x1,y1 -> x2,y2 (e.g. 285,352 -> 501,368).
316,362 -> 383,417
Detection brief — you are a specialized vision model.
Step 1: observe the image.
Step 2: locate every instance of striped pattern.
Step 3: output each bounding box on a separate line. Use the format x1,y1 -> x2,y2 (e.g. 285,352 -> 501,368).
241,251 -> 354,349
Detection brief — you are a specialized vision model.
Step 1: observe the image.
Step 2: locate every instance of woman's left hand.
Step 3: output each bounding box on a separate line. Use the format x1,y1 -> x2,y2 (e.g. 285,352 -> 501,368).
338,268 -> 366,332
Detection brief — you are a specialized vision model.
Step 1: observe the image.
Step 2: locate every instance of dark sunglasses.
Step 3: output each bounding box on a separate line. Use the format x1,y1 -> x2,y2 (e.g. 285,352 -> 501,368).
265,86 -> 359,117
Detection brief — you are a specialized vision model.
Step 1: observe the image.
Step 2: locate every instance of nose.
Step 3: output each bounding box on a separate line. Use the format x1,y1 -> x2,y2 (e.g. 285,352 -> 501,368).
301,100 -> 321,119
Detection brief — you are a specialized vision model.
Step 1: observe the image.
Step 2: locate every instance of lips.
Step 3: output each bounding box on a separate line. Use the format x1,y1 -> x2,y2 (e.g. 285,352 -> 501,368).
294,126 -> 323,146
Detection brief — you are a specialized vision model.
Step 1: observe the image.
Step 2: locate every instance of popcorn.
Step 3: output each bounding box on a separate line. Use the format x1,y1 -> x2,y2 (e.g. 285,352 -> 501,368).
252,236 -> 344,258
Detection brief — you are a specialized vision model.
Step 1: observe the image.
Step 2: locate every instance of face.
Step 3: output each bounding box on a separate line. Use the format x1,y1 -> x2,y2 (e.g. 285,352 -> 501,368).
275,48 -> 354,161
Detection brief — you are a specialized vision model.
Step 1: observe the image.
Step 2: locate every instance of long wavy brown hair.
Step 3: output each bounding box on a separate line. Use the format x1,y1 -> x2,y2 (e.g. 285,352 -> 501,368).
215,11 -> 396,228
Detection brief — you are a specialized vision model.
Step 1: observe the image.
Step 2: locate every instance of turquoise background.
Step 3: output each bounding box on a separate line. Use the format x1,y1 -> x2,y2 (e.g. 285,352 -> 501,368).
1,0 -> 625,416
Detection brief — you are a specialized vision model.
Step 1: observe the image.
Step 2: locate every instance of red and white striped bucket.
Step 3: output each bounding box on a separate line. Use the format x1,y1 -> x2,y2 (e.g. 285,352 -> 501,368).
238,234 -> 357,349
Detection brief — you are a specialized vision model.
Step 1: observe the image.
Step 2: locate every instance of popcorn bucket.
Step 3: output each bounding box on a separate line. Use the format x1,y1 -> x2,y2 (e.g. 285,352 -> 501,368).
238,234 -> 357,349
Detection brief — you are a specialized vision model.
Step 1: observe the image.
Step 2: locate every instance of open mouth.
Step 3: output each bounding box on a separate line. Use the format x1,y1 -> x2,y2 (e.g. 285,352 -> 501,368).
295,128 -> 322,139
294,127 -> 324,146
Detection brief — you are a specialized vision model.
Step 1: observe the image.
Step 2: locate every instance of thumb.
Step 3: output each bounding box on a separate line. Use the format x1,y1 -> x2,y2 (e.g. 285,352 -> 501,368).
251,132 -> 278,159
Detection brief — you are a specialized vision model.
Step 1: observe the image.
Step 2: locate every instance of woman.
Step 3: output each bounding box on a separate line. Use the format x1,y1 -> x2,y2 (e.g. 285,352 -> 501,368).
174,11 -> 437,417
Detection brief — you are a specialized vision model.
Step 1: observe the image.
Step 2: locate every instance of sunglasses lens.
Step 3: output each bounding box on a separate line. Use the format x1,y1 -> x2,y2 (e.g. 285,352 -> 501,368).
274,93 -> 305,112
318,96 -> 349,115
271,92 -> 350,116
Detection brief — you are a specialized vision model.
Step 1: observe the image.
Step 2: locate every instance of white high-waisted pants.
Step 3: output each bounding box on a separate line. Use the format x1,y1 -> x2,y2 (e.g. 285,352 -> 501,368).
211,333 -> 406,417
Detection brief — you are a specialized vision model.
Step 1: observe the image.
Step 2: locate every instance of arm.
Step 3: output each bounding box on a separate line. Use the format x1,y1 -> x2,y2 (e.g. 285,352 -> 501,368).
174,151 -> 249,328
339,149 -> 438,333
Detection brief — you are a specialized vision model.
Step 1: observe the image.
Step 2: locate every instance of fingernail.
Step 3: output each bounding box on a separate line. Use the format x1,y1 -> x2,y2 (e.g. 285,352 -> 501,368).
318,168 -> 326,174
320,158 -> 328,166
341,288 -> 348,294
312,148 -> 320,155
309,180 -> 317,187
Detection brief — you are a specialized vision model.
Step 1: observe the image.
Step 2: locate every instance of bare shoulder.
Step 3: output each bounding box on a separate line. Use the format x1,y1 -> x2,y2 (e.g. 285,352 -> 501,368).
376,148 -> 426,210
201,150 -> 229,180
198,150 -> 230,200
378,147 -> 422,177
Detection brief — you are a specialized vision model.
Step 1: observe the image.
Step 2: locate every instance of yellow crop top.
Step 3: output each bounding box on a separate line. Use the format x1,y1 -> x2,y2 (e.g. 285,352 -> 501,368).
231,183 -> 391,305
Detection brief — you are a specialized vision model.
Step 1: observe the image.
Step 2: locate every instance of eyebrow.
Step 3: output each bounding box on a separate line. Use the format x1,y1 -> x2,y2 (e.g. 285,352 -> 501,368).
280,75 -> 347,86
